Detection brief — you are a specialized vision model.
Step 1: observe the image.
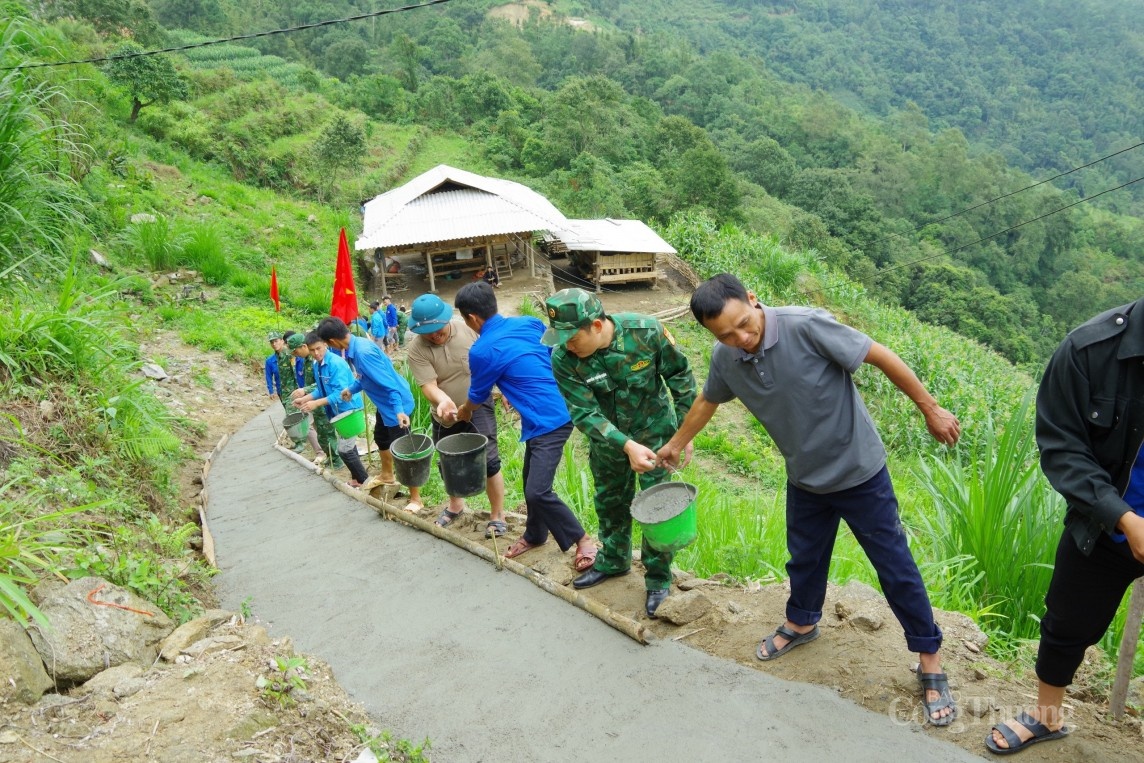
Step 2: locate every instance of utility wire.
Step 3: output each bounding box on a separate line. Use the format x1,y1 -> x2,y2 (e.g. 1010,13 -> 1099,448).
911,140 -> 1144,231
1,0 -> 454,72
817,173 -> 1144,293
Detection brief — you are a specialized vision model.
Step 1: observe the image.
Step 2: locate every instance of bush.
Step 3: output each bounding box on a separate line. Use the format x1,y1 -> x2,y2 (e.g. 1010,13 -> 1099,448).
180,222 -> 232,284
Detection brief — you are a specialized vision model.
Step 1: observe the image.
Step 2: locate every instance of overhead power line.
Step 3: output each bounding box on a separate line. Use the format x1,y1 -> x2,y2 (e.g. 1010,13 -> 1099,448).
818,173 -> 1144,293
1,0 -> 455,72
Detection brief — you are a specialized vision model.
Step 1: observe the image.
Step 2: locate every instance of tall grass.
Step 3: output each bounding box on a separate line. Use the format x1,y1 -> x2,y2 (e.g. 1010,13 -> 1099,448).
0,19 -> 89,276
913,390 -> 1061,648
180,221 -> 232,284
124,215 -> 186,271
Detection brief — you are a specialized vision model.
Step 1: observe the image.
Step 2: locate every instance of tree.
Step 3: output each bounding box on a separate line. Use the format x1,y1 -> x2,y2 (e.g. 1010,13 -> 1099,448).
313,114 -> 365,201
103,43 -> 188,122
45,0 -> 164,44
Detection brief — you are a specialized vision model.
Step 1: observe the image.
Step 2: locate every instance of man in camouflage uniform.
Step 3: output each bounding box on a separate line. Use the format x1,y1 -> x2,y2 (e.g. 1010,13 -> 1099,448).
544,288 -> 697,617
287,332 -> 342,469
276,331 -> 307,453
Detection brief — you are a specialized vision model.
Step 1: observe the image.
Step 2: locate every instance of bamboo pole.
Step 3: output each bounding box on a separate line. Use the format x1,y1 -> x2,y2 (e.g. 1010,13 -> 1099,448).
272,443 -> 651,645
1110,578 -> 1144,719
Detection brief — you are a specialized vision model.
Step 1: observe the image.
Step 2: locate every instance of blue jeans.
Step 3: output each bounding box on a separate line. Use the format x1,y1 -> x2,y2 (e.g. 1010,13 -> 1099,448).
785,466 -> 942,654
520,423 -> 584,552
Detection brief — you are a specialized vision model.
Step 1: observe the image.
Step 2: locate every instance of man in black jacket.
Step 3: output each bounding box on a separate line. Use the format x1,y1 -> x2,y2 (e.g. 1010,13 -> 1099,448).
987,297 -> 1144,755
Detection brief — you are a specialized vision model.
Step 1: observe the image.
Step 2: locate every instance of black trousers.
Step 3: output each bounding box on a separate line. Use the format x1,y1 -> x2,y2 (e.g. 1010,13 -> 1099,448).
1037,529 -> 1144,687
520,423 -> 584,552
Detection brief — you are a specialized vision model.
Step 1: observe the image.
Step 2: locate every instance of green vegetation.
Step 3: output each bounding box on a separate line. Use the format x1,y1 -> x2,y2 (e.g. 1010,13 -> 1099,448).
257,654 -> 309,707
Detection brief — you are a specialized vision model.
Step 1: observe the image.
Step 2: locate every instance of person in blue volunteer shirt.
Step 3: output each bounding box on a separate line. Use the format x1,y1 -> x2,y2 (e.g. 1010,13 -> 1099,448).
451,281 -> 596,567
295,333 -> 370,486
368,300 -> 387,349
317,316 -> 416,498
264,332 -> 284,399
384,295 -> 399,353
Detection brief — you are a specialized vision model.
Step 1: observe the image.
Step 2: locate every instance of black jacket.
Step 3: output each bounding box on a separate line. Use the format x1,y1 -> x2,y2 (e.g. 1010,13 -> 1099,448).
1036,297 -> 1144,555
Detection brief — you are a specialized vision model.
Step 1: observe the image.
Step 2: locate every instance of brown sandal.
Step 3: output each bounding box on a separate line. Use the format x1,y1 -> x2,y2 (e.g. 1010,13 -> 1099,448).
503,537 -> 546,559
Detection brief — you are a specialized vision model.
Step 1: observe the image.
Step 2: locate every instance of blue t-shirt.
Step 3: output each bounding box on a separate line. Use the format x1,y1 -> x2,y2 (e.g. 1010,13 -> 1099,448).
264,355 -> 281,396
344,335 -> 414,426
369,311 -> 386,338
385,303 -> 398,329
314,351 -> 363,419
467,314 -> 571,441
1111,448 -> 1144,543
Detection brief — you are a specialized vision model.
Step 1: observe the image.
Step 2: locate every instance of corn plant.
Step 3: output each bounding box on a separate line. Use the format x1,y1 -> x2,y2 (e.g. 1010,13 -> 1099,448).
914,389 -> 1060,644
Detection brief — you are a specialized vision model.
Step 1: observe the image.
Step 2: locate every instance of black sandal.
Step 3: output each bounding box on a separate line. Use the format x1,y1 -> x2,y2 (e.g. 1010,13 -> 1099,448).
916,666 -> 958,727
434,508 -> 462,528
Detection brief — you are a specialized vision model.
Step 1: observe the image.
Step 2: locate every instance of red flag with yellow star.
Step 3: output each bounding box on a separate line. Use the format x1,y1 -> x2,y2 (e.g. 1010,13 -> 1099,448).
329,227 -> 359,324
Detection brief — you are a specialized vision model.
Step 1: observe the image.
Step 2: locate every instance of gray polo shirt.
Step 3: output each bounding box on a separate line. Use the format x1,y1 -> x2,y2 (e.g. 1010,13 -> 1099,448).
703,305 -> 886,493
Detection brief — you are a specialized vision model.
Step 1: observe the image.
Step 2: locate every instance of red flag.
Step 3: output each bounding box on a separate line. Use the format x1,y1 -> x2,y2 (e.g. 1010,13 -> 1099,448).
269,266 -> 280,312
330,227 -> 359,324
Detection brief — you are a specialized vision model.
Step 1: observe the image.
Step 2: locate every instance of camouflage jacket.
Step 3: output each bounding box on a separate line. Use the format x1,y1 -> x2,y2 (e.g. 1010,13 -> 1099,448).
551,313 -> 696,452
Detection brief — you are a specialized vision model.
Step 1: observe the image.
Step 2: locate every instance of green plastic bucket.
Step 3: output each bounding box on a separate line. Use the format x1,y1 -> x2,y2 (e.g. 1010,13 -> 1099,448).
630,481 -> 698,553
391,432 -> 434,488
282,411 -> 310,440
329,408 -> 366,438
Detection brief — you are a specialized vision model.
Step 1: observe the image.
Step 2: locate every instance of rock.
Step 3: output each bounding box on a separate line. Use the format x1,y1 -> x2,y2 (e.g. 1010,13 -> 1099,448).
351,747 -> 381,763
0,618 -> 53,704
962,638 -> 981,654
1129,675 -> 1144,707
27,577 -> 174,684
963,696 -> 993,718
973,668 -> 988,681
79,663 -> 143,695
129,213 -> 156,224
113,677 -> 147,698
141,363 -> 168,380
654,590 -> 713,625
89,249 -> 111,269
834,601 -> 853,620
160,616 -> 216,661
306,214 -> 318,223
225,708 -> 279,740
38,400 -> 57,420
849,610 -> 884,632
246,625 -> 272,647
678,577 -> 721,591
183,634 -> 244,658
727,601 -> 743,614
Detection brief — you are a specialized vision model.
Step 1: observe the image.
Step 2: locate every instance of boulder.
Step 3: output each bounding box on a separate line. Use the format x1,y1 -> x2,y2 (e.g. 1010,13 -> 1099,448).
159,611 -> 233,661
79,663 -> 144,696
0,618 -> 53,704
654,590 -> 713,625
27,577 -> 174,684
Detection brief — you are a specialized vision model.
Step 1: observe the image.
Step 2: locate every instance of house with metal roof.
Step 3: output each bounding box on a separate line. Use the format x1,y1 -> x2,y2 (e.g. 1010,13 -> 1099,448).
356,165 -> 672,293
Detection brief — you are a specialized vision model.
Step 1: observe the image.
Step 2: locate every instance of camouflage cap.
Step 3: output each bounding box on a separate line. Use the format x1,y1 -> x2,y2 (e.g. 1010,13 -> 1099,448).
541,288 -> 605,346
267,331 -> 283,342
286,333 -> 306,350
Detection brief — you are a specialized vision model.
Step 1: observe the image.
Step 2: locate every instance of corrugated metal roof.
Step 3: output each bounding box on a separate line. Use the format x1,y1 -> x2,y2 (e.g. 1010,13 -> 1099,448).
559,219 -> 677,254
356,165 -> 570,251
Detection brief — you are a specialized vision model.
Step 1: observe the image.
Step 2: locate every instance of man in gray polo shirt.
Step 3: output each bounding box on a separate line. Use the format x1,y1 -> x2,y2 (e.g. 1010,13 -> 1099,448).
658,273 -> 962,727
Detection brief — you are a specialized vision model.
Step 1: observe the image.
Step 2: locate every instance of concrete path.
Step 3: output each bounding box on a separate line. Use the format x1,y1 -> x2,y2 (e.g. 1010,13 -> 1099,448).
209,407 -> 980,762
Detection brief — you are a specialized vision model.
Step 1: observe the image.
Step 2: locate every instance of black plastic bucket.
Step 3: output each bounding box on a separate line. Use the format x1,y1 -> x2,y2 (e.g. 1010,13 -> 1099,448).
436,432 -> 487,497
391,433 -> 434,488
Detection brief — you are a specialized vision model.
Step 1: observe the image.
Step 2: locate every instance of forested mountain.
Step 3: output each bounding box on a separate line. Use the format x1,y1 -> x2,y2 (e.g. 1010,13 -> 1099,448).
28,0 -> 1144,366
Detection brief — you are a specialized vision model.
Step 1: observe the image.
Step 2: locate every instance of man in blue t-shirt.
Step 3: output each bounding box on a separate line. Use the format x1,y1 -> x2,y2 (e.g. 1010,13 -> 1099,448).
384,295 -> 399,353
659,273 -> 961,727
264,332 -> 284,399
452,281 -> 595,567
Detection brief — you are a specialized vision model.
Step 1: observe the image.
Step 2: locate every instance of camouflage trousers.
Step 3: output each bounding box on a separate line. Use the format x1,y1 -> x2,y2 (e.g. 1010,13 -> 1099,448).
312,409 -> 336,457
589,440 -> 674,591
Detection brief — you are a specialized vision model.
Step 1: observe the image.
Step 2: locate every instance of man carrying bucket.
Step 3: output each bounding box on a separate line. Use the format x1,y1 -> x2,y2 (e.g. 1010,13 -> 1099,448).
295,333 -> 371,485
406,294 -> 509,536
545,288 -> 697,618
286,333 -> 341,469
452,281 -> 597,569
657,273 -> 961,727
316,317 -> 416,503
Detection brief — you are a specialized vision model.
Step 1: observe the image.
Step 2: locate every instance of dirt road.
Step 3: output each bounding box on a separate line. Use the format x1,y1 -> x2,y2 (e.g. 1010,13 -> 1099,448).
207,407 -> 980,762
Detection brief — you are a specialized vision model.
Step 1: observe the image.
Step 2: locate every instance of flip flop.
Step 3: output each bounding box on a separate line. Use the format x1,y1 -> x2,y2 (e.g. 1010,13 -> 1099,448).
755,624 -> 819,661
403,501 -> 423,514
916,666 -> 958,727
434,507 -> 461,526
985,712 -> 1069,755
573,543 -> 597,572
485,520 -> 508,538
503,537 -> 545,559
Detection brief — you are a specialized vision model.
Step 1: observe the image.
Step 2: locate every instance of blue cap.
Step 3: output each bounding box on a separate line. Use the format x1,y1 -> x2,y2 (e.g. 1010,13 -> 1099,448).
409,294 -> 453,334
